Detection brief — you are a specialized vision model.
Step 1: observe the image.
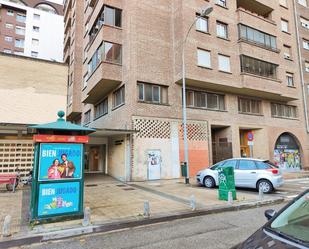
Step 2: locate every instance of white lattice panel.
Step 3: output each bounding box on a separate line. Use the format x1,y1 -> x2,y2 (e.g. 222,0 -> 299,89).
0,140 -> 34,176
133,118 -> 171,139
179,123 -> 208,141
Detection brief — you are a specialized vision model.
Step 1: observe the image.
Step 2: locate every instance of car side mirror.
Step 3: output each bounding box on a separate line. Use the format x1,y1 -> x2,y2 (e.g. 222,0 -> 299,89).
265,209 -> 276,220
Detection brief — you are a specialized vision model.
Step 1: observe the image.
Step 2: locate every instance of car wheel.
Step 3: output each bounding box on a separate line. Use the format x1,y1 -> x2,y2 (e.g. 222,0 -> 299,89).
203,176 -> 215,188
257,179 -> 273,194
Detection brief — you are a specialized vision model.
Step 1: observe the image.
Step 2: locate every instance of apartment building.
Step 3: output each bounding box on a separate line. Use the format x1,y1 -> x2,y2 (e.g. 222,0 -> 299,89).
0,0 -> 64,61
65,0 -> 309,181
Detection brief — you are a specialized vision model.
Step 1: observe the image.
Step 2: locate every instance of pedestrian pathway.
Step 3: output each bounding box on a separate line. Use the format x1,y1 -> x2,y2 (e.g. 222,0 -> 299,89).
0,174 -> 287,241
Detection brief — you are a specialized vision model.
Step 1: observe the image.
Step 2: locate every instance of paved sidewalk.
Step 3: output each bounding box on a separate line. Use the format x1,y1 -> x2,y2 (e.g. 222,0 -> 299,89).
0,175 -> 280,239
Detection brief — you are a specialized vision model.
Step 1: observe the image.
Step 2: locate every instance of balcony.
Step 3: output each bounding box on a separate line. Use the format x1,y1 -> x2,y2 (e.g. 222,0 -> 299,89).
236,0 -> 276,29
83,62 -> 122,104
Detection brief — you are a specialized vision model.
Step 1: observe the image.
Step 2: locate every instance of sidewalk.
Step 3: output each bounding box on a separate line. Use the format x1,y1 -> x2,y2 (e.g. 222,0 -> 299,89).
0,174 -> 286,248
282,171 -> 309,179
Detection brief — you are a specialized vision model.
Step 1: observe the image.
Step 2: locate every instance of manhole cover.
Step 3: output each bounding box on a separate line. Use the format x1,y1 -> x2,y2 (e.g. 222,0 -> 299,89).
85,184 -> 98,187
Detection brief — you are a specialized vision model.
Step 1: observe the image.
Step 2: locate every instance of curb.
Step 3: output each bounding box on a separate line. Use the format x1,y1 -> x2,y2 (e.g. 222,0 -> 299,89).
0,197 -> 285,249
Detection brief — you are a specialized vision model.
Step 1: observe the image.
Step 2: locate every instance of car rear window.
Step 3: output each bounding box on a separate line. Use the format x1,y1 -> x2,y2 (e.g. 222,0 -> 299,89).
256,161 -> 272,169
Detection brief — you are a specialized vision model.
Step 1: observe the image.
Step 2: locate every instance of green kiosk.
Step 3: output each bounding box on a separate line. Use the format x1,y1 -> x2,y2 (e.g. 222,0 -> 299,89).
218,167 -> 237,201
29,111 -> 95,223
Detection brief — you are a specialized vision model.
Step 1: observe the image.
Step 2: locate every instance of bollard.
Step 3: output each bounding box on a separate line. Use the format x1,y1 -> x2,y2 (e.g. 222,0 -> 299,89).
228,191 -> 233,205
82,207 -> 91,227
259,187 -> 264,201
2,215 -> 12,237
190,195 -> 196,211
144,201 -> 150,218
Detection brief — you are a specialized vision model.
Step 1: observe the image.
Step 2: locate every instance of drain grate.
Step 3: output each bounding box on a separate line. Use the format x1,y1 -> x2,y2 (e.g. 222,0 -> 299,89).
123,188 -> 135,191
116,184 -> 127,187
85,184 -> 98,187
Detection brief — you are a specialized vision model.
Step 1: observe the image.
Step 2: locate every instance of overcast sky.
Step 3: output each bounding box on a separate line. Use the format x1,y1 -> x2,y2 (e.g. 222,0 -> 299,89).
47,0 -> 63,5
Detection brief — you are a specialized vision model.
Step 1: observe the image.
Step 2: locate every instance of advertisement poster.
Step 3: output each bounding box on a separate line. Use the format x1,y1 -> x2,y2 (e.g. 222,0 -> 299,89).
38,143 -> 82,181
38,182 -> 80,216
147,150 -> 161,180
274,149 -> 301,171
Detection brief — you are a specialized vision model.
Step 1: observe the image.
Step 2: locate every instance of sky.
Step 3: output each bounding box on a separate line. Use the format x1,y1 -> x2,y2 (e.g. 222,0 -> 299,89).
47,0 -> 63,5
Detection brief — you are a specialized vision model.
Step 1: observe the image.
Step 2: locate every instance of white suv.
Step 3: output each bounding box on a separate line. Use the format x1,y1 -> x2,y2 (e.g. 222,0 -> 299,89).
196,158 -> 284,193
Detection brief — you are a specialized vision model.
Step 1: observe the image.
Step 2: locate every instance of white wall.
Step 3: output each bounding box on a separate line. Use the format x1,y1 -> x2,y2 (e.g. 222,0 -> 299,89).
24,8 -> 64,62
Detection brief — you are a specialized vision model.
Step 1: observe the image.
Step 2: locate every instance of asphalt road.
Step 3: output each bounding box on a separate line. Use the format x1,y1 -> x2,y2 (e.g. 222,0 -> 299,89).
21,203 -> 285,249
234,178 -> 309,199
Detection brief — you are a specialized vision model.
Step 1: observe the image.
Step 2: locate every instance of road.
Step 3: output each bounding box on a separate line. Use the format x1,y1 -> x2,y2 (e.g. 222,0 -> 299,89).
22,204 -> 285,249
234,177 -> 309,199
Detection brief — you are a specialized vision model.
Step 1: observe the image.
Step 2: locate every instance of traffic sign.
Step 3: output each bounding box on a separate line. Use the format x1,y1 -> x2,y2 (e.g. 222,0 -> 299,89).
247,131 -> 254,141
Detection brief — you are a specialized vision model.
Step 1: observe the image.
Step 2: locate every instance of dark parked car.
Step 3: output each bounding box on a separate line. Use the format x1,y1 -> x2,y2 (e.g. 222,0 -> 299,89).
232,189 -> 309,249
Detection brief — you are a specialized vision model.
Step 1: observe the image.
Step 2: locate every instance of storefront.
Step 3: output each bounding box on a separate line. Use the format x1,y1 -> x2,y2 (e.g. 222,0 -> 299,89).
273,132 -> 301,171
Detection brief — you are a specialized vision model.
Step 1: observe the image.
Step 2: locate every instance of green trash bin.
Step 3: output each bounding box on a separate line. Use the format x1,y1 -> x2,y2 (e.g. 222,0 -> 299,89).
181,162 -> 187,177
218,166 -> 237,201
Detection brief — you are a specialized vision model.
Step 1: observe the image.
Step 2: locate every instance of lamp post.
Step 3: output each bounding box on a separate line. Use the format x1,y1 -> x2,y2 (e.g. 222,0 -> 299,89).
182,6 -> 213,184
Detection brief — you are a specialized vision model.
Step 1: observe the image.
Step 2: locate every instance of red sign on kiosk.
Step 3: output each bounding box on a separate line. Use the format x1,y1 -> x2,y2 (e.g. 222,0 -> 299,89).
33,135 -> 89,143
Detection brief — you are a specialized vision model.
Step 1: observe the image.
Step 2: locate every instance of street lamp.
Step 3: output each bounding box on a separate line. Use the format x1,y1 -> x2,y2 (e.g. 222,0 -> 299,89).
182,6 -> 213,184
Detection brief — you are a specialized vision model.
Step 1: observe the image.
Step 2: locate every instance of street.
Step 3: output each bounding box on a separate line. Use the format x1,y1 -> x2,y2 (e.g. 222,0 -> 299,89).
21,203 -> 285,249
234,178 -> 309,199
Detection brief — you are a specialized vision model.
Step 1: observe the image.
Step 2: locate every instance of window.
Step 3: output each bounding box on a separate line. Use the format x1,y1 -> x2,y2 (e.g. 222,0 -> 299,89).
33,14 -> 40,20
300,17 -> 309,29
238,24 -> 277,50
216,0 -> 226,7
271,103 -> 297,118
31,51 -> 38,57
113,86 -> 125,108
240,55 -> 278,79
94,98 -> 108,119
3,49 -> 12,54
5,36 -> 13,42
196,14 -> 208,32
15,39 -> 24,48
238,98 -> 262,114
104,6 -> 122,27
303,39 -> 309,50
286,73 -> 294,87
281,19 -> 289,33
14,51 -> 23,55
137,82 -> 168,104
186,90 -> 225,110
83,73 -> 88,88
216,21 -> 228,39
104,42 -> 121,63
255,161 -> 272,170
218,54 -> 231,72
5,23 -> 13,29
283,45 -> 292,59
16,13 -> 26,23
89,5 -> 121,43
32,39 -> 39,47
7,9 -> 14,16
222,160 -> 237,169
33,26 -> 40,32
15,26 -> 25,35
279,0 -> 287,7
88,41 -> 122,75
197,49 -> 211,68
305,61 -> 309,73
238,160 -> 257,170
84,110 -> 91,124
298,0 -> 308,6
